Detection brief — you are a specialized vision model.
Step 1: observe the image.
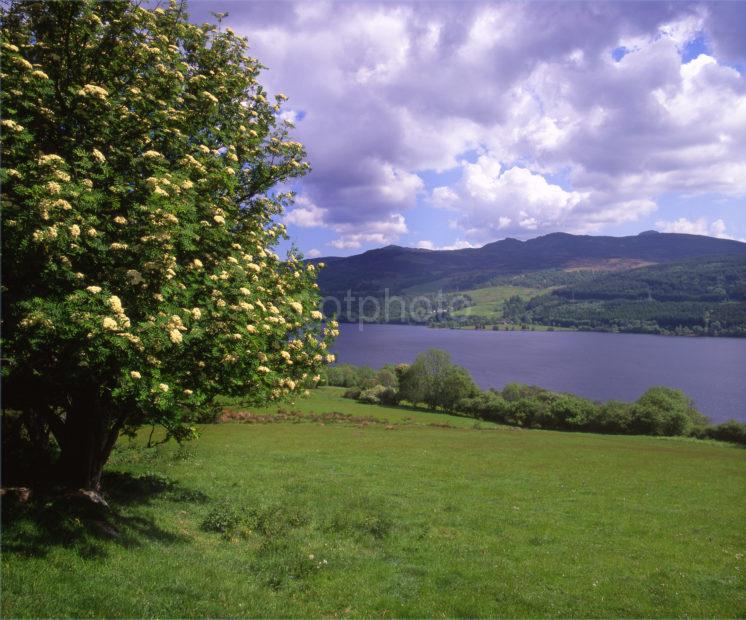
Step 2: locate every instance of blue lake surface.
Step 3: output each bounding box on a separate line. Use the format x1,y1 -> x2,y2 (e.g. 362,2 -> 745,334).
331,324 -> 746,423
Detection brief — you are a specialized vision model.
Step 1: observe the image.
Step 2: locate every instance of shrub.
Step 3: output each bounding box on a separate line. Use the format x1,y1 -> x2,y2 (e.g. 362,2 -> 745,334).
378,387 -> 401,406
357,384 -> 388,404
201,504 -> 244,536
355,366 -> 379,389
700,420 -> 746,444
502,383 -> 549,402
631,387 -> 705,436
457,390 -> 511,423
588,400 -> 634,434
547,394 -> 599,430
323,364 -> 359,388
327,362 -> 742,445
375,368 -> 398,389
506,398 -> 549,428
324,364 -> 378,389
428,365 -> 479,412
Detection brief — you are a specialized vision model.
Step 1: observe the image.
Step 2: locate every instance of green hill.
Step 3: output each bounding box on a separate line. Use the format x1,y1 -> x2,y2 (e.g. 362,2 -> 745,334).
312,231 -> 746,298
310,232 -> 746,335
521,257 -> 746,336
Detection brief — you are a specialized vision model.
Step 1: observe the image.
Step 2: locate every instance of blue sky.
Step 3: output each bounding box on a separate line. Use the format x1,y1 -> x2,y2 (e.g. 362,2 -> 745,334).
189,1 -> 746,257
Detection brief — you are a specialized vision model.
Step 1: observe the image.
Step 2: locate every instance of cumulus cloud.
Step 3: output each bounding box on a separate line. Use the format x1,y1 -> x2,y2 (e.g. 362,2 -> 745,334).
416,240 -> 436,250
191,1 -> 746,250
283,196 -> 328,228
328,214 -> 408,249
283,196 -> 409,248
432,155 -> 590,240
655,217 -> 734,239
416,239 -> 477,250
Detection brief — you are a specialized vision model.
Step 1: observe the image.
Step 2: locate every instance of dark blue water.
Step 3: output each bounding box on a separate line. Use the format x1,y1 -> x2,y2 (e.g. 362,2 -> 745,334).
331,324 -> 746,423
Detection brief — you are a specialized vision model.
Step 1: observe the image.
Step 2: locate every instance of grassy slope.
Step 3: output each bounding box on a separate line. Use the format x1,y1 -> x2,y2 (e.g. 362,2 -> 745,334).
2,388 -> 745,618
451,285 -> 542,319
239,387 -> 498,428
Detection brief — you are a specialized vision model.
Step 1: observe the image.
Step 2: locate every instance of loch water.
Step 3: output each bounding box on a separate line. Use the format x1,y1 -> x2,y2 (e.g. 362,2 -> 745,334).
331,324 -> 746,423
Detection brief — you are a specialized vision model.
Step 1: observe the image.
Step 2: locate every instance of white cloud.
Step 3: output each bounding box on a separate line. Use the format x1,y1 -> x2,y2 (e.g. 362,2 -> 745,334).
431,186 -> 459,208
370,160 -> 424,205
433,155 -> 588,240
657,12 -> 706,49
655,217 -> 734,239
217,2 -> 746,249
283,196 -> 328,228
285,195 -> 410,250
415,239 -> 476,250
329,214 -> 408,249
306,248 -> 322,258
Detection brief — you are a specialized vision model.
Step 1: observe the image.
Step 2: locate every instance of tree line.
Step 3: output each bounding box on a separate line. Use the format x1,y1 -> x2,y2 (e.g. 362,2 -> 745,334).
323,350 -> 746,444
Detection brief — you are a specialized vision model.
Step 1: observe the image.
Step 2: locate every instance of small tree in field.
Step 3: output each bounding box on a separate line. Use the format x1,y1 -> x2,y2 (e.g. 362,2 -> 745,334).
1,0 -> 338,490
398,349 -> 476,411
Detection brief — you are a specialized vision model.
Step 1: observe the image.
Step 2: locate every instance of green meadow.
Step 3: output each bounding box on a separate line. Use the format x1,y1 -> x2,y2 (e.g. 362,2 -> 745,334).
451,285 -> 542,319
2,388 -> 745,618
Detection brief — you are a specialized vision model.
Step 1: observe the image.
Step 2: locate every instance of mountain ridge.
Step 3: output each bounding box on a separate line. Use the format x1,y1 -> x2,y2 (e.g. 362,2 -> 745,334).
309,231 -> 746,296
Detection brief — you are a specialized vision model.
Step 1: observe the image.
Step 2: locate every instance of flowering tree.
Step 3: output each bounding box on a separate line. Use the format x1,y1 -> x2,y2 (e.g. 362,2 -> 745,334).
1,0 -> 337,491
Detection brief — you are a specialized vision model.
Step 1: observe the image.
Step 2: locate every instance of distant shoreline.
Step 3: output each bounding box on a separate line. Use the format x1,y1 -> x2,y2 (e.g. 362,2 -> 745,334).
334,319 -> 746,338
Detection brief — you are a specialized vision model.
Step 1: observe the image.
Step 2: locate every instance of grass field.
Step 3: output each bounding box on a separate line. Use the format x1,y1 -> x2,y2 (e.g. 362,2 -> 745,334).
2,388 -> 745,618
452,285 -> 543,319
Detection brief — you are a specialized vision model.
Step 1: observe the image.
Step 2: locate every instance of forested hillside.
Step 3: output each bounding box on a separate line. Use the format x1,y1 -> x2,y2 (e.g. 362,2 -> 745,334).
314,232 -> 746,336
521,257 -> 746,336
551,257 -> 746,302
312,231 -> 746,298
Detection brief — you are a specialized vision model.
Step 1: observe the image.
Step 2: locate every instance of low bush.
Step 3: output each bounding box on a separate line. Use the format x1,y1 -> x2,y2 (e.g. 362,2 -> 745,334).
323,364 -> 378,389
456,390 -> 510,423
629,387 -> 707,436
697,420 -> 746,445
378,386 -> 401,406
374,367 -> 398,388
201,501 -> 310,540
356,385 -> 402,406
357,385 -> 389,404
201,504 -> 245,536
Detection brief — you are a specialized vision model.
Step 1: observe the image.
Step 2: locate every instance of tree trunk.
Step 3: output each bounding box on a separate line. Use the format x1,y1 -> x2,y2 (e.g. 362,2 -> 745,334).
56,406 -> 121,491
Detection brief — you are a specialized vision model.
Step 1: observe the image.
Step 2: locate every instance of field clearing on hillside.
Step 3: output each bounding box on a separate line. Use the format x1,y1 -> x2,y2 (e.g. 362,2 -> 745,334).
452,285 -> 544,318
2,388 -> 744,618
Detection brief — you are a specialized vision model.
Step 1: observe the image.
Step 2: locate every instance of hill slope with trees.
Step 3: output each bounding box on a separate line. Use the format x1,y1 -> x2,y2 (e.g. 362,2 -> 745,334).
311,231 -> 746,298
517,257 -> 746,336
311,233 -> 746,336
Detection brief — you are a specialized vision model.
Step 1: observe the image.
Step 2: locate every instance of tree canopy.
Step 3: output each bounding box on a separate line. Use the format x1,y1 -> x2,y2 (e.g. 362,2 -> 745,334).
1,0 -> 336,490
398,349 -> 477,411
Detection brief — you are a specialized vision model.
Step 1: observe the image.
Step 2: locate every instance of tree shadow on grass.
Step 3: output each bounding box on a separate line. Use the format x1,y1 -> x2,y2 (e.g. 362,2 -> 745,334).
1,472 -> 210,560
